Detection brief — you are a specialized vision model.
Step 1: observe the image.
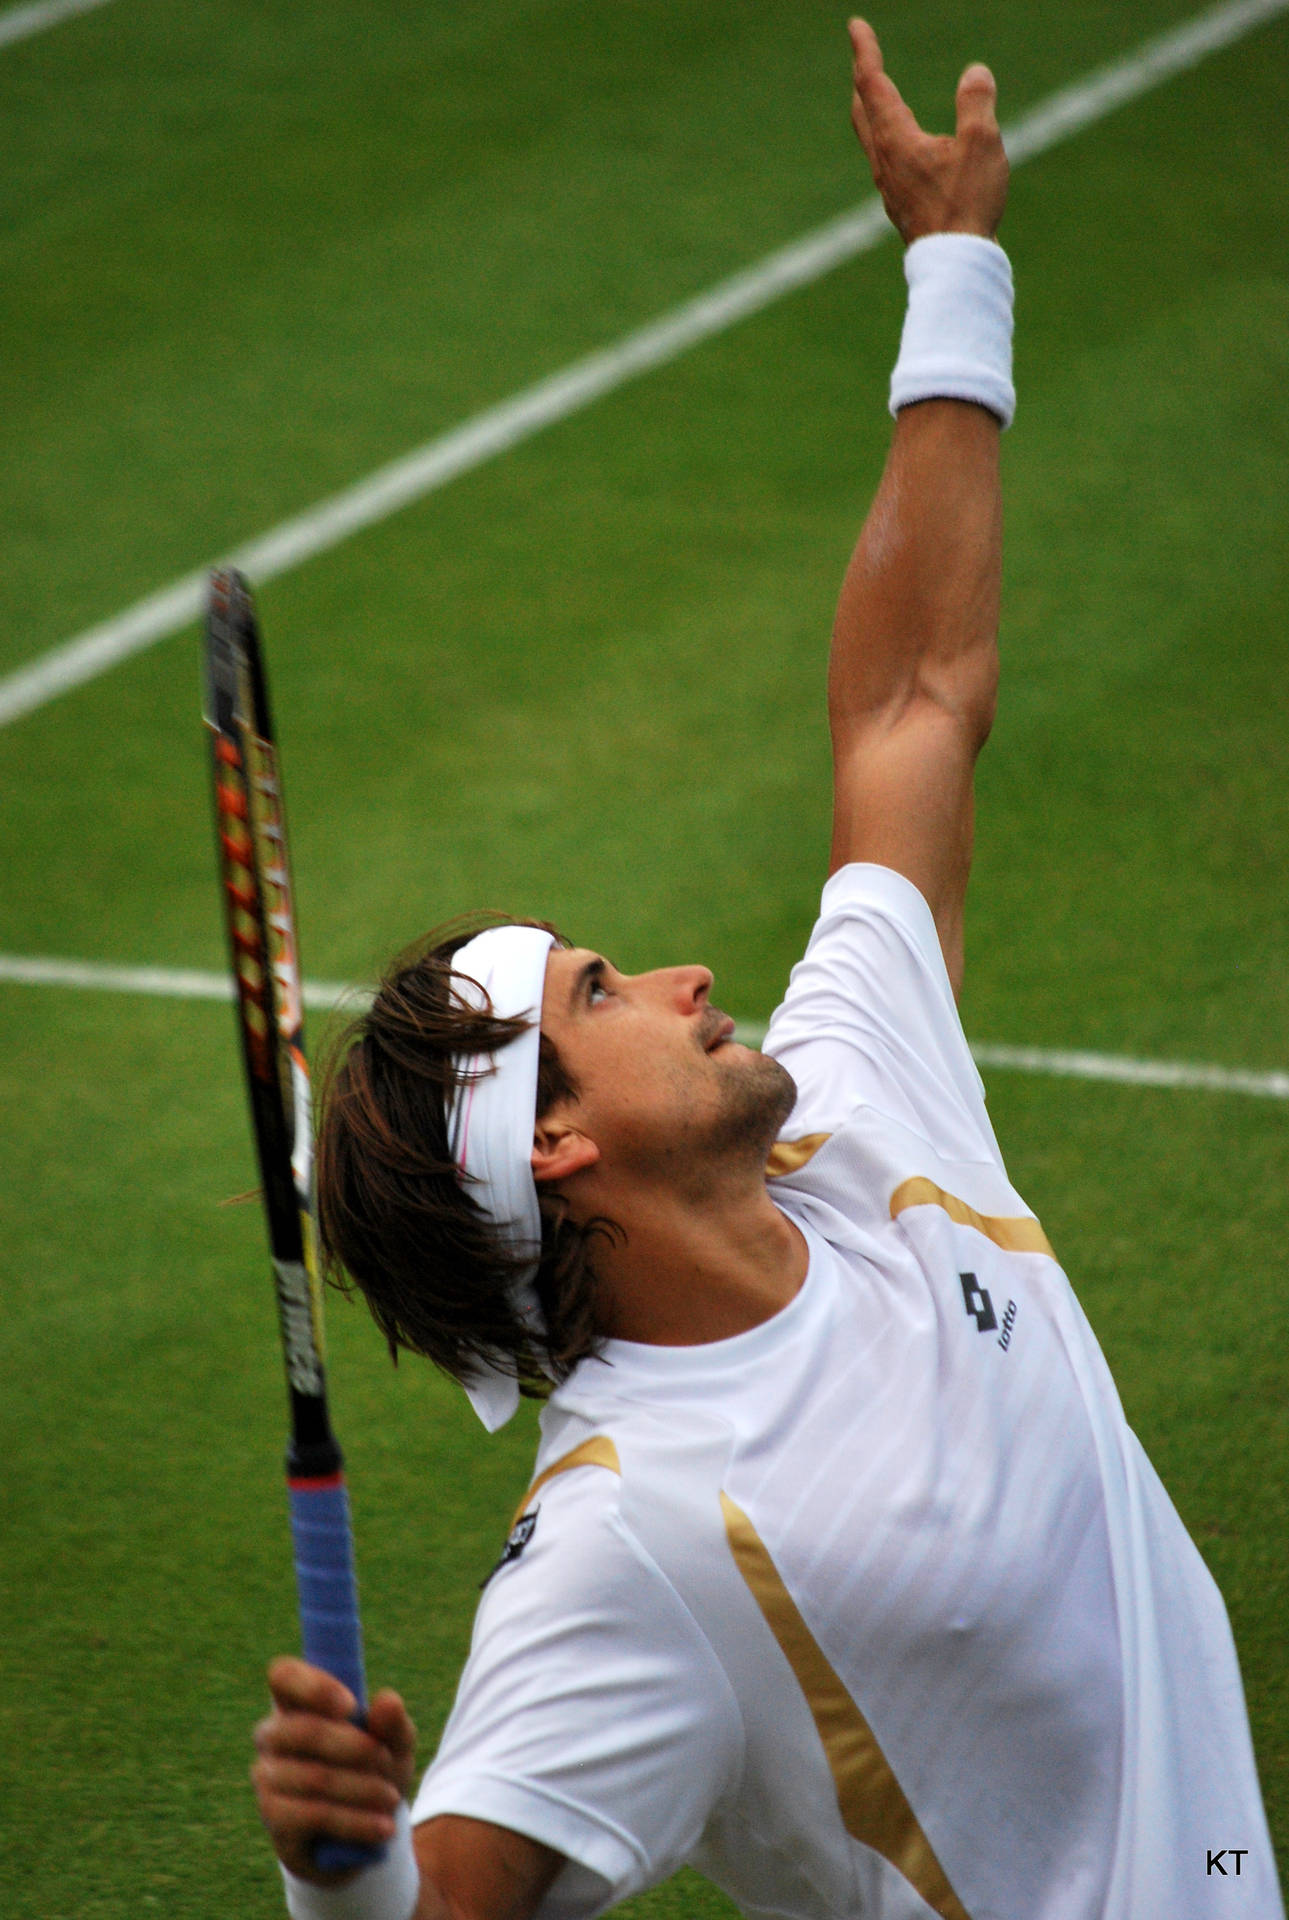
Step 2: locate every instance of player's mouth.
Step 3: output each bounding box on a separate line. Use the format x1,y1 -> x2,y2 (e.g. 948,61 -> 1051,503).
701,1013 -> 737,1053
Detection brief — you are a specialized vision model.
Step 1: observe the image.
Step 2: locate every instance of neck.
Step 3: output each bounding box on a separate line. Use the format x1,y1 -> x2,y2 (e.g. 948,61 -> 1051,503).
587,1168 -> 808,1346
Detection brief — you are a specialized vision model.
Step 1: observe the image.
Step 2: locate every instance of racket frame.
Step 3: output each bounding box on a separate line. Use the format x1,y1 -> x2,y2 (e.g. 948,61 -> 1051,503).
205,568 -> 381,1874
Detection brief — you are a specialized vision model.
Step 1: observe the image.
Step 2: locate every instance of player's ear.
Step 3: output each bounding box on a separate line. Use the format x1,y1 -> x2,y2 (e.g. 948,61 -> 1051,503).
531,1118 -> 599,1185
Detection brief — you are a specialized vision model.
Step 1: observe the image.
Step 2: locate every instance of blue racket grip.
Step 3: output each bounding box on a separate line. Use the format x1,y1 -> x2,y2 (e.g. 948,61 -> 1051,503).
288,1475 -> 386,1875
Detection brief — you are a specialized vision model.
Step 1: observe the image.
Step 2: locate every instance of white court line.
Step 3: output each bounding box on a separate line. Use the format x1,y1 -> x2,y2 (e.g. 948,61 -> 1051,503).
2,0 -> 1286,730
2,953 -> 1286,1101
0,953 -> 360,1013
0,0 -> 115,51
969,1041 -> 1289,1101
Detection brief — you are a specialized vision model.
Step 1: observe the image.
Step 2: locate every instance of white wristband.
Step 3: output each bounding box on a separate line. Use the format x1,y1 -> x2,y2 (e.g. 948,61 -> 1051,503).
889,233 -> 1015,427
281,1803 -> 419,1920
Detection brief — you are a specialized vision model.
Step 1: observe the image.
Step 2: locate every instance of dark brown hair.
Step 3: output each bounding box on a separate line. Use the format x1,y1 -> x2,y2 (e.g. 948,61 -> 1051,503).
315,917 -> 611,1402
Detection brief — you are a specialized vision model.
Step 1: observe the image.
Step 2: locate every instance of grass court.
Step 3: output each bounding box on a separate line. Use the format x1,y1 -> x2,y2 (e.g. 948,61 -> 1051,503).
0,2 -> 1285,1913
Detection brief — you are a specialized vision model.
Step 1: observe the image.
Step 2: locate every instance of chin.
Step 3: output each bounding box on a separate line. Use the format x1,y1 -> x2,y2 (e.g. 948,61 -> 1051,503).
713,1050 -> 798,1160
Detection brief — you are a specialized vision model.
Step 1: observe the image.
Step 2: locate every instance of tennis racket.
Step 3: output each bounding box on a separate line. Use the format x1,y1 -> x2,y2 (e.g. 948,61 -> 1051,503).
204,567 -> 380,1874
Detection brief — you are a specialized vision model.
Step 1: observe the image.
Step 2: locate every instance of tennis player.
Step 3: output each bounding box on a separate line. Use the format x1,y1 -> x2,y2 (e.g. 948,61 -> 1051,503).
252,20 -> 1282,1920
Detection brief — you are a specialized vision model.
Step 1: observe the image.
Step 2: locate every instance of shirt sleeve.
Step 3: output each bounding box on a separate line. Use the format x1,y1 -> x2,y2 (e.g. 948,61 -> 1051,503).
411,1465 -> 742,1920
763,863 -> 1006,1172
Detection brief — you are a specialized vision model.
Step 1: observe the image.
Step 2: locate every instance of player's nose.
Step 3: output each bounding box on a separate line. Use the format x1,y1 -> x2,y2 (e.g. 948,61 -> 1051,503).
667,965 -> 713,1012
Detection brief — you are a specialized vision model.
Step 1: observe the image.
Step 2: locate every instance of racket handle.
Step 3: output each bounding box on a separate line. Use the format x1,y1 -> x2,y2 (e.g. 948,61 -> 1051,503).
287,1473 -> 385,1874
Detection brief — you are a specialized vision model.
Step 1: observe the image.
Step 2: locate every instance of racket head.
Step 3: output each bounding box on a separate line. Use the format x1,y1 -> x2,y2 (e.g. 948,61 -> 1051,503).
205,568 -> 329,1418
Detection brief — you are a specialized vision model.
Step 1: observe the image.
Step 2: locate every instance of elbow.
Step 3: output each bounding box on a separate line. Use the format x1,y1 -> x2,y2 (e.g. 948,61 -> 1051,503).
971,647 -> 999,752
918,639 -> 999,758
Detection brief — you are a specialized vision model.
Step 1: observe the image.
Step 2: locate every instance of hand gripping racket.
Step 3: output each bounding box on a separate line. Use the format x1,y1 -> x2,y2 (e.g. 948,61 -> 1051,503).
204,568 -> 381,1874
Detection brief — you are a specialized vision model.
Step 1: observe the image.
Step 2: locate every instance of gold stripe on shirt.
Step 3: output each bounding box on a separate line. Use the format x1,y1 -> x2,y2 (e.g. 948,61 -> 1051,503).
890,1176 -> 1054,1258
721,1493 -> 971,1920
766,1133 -> 832,1178
511,1435 -> 621,1531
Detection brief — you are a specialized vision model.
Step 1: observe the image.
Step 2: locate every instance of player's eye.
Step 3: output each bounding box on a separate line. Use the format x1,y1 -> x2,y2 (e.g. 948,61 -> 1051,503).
588,978 -> 610,1005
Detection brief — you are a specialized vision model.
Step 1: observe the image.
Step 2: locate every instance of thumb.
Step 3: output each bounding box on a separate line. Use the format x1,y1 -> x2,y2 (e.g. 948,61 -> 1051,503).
955,61 -> 998,136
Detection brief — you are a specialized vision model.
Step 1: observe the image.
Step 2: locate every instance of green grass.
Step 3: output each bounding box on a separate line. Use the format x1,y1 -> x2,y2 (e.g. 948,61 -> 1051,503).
0,2 -> 1285,1914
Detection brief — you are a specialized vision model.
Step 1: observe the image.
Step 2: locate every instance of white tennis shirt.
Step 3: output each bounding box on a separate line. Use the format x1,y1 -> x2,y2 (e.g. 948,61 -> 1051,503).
412,865 -> 1281,1918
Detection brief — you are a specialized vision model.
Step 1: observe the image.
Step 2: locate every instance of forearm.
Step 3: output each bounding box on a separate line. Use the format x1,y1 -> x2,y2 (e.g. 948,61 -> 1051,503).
824,225 -> 1012,967
829,395 -> 1001,747
279,1807 -> 562,1920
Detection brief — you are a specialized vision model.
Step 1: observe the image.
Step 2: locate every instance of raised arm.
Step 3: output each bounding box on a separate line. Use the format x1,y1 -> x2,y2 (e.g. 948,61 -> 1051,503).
830,20 -> 1010,995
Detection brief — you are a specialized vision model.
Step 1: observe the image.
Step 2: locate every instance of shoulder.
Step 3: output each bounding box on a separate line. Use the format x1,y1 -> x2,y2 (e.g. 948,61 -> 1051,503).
764,862 -> 1004,1173
767,862 -> 960,1059
478,1430 -> 633,1619
800,861 -> 949,965
415,1423 -> 745,1900
476,1423 -> 733,1686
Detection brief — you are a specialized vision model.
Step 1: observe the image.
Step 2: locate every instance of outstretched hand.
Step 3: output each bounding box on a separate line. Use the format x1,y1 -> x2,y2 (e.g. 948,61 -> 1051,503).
848,18 -> 1008,243
252,1656 -> 417,1884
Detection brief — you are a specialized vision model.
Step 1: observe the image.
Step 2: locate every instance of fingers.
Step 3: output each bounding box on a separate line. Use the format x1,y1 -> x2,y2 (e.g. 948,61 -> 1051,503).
851,22 -> 998,150
252,1751 -> 403,1821
846,21 -> 1007,242
848,17 -> 919,155
254,1660 -> 417,1879
255,1702 -> 394,1778
259,1665 -> 410,1789
847,17 -> 884,91
847,10 -> 881,142
252,1758 -> 401,1871
252,1728 -> 402,1874
267,1654 -> 357,1721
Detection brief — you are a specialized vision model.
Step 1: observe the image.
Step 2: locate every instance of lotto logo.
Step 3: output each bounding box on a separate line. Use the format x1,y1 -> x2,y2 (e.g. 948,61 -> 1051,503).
959,1271 -> 998,1334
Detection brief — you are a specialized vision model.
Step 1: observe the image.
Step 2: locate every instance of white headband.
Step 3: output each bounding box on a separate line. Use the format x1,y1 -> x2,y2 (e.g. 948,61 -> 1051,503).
445,924 -> 555,1432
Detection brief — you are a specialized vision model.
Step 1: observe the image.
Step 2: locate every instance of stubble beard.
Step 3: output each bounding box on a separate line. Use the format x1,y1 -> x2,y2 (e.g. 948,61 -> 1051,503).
703,1047 -> 798,1171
